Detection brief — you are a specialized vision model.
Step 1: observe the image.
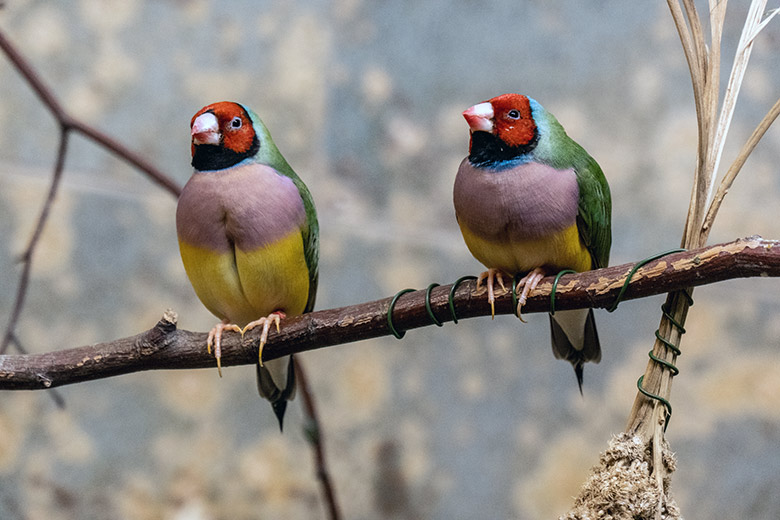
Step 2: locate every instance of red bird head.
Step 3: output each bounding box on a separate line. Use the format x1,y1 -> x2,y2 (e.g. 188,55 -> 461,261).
463,93 -> 537,150
190,102 -> 259,170
190,101 -> 257,158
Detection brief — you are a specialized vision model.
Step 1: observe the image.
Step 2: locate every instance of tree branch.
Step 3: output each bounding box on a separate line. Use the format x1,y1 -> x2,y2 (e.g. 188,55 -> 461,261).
1,236 -> 777,391
0,26 -> 336,513
0,129 -> 69,355
0,28 -> 181,357
296,362 -> 342,520
0,30 -> 180,197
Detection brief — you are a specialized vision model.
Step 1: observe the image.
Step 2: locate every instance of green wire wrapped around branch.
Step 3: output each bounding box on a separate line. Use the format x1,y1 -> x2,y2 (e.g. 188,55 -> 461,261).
0,236 -> 778,391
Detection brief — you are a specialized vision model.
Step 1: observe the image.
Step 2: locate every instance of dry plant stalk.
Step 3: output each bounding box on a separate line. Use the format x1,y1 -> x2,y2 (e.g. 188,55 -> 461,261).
628,0 -> 778,439
568,1 -> 779,518
628,0 -> 779,439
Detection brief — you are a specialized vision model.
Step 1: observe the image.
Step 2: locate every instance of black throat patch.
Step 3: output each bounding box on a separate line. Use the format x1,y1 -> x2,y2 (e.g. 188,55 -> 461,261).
191,134 -> 260,171
468,130 -> 538,168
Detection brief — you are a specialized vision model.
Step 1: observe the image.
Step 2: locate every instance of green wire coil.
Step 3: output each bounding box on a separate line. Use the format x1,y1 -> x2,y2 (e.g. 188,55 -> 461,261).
388,248 -> 692,431
425,283 -> 444,327
387,288 -> 415,339
448,275 -> 477,324
549,269 -> 576,315
543,249 -> 692,431
386,282 -> 457,339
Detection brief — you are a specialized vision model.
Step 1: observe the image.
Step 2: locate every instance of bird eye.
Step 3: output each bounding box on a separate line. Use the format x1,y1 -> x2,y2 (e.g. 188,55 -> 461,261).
507,109 -> 520,119
230,117 -> 242,129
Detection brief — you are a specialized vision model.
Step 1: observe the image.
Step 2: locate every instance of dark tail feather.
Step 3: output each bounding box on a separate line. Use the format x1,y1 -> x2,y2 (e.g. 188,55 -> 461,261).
549,309 -> 601,393
271,400 -> 288,431
257,355 -> 297,432
574,362 -> 584,395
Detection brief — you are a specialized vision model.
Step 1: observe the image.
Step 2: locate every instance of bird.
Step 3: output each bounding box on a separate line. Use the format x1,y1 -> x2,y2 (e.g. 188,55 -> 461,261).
176,101 -> 319,428
453,93 -> 611,392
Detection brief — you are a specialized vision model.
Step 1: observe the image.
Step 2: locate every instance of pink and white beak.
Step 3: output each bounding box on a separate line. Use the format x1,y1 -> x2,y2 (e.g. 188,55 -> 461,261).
191,112 -> 220,145
462,102 -> 494,133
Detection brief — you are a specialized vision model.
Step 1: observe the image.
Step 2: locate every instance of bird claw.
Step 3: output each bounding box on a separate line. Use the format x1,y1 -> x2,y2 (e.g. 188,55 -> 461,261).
205,312 -> 286,373
242,311 -> 286,367
513,267 -> 546,322
206,320 -> 242,378
476,268 -> 508,319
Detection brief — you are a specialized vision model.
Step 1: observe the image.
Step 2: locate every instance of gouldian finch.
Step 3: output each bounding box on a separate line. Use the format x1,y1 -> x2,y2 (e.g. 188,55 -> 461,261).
176,101 -> 319,428
453,93 -> 611,392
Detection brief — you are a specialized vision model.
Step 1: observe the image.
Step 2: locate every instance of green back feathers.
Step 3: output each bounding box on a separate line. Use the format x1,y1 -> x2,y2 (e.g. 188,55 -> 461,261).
244,105 -> 320,312
574,155 -> 611,269
530,100 -> 612,269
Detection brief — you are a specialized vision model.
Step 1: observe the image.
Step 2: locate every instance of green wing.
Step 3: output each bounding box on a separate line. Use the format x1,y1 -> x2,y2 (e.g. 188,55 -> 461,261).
574,153 -> 611,269
246,106 -> 320,314
270,161 -> 319,314
532,104 -> 611,270
295,178 -> 319,314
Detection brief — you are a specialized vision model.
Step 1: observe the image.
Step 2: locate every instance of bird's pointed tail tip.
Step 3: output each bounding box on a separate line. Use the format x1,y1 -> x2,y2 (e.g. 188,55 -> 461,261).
575,363 -> 584,396
272,400 -> 288,432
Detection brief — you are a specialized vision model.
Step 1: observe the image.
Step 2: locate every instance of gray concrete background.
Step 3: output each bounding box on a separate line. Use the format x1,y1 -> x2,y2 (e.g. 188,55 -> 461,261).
1,1 -> 779,518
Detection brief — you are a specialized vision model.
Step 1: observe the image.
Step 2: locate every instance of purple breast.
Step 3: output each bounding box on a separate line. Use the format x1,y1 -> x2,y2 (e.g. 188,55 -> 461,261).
176,162 -> 306,252
453,158 -> 580,242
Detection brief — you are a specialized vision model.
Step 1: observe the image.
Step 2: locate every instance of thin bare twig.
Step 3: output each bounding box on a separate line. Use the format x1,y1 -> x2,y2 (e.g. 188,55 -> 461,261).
0,31 -> 180,196
0,26 -> 336,514
67,119 -> 181,196
0,130 -> 69,355
295,361 -> 342,520
0,29 -> 181,355
0,30 -> 67,119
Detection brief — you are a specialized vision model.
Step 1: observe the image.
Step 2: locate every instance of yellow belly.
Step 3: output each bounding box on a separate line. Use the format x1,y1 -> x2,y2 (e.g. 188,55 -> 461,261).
459,222 -> 592,274
179,230 -> 310,327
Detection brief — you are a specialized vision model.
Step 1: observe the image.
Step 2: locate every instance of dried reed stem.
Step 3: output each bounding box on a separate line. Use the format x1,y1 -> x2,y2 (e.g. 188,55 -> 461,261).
630,1 -> 779,442
702,96 -> 780,241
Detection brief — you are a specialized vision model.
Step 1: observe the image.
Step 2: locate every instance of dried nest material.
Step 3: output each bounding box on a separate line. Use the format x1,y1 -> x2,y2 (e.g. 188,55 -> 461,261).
561,433 -> 680,520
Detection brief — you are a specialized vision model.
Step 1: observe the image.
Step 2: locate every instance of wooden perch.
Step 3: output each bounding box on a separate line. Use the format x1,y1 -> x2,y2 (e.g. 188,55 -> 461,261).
0,236 -> 777,391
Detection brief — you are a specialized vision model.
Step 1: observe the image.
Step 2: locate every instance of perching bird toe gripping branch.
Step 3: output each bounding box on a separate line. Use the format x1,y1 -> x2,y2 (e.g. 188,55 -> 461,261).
385,248 -> 696,429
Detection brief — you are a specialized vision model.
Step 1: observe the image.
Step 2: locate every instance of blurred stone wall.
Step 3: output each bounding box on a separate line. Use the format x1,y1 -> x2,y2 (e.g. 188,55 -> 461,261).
0,1 -> 779,519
